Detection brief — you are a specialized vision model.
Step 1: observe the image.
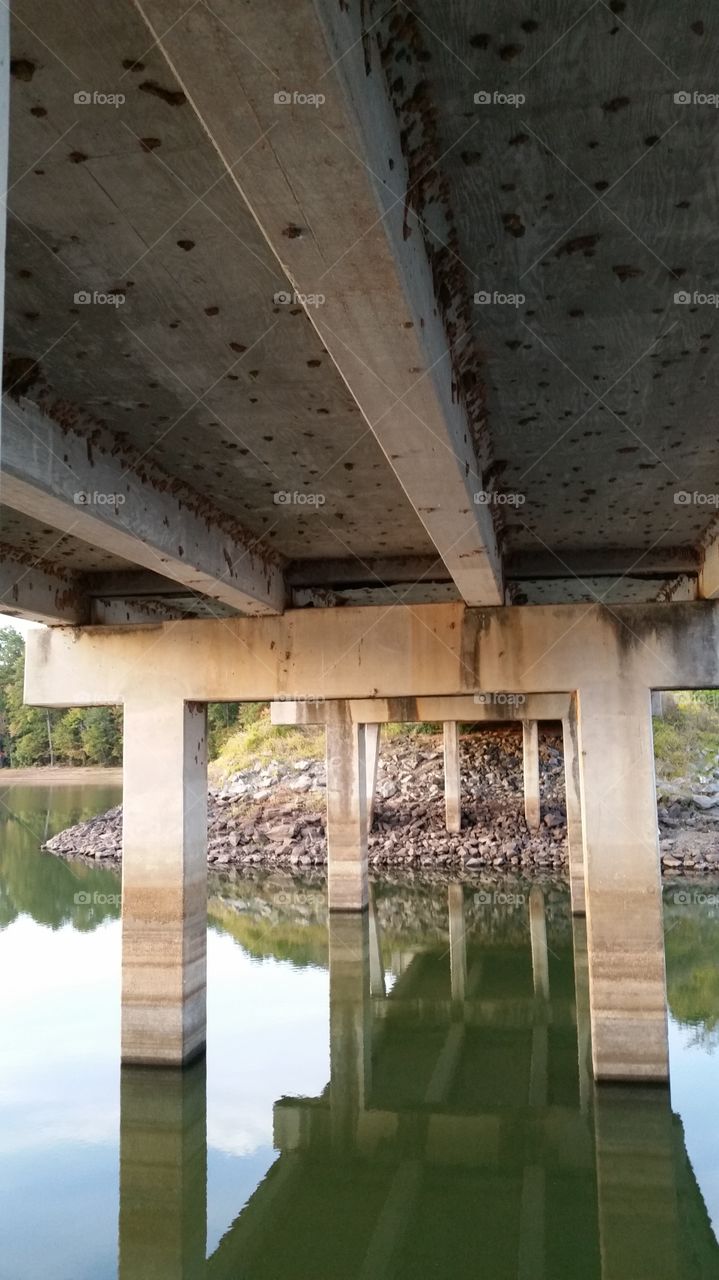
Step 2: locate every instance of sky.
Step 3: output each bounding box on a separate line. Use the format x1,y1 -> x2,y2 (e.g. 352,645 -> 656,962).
0,613 -> 42,637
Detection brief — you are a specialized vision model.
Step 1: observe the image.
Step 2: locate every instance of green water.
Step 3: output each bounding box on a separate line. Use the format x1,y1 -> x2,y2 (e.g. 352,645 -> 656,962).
0,782 -> 718,1279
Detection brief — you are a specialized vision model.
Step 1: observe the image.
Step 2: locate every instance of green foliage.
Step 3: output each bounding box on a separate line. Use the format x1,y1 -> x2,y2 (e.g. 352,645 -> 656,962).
0,627 -> 261,768
210,704 -> 325,780
653,694 -> 719,779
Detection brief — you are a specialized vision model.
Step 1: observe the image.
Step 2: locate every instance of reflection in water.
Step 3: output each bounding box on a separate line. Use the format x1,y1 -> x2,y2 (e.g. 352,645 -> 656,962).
1,785 -> 718,1278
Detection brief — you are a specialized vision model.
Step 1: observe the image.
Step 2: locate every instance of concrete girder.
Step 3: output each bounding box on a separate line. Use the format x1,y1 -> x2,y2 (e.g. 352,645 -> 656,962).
23,603 -> 719,706
0,545 -> 87,625
1,396 -> 285,616
130,0 -> 503,606
506,548 -> 700,580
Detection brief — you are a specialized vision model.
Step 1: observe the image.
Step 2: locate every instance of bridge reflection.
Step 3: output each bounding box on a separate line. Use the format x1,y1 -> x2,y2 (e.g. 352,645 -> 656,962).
118,887 -> 718,1280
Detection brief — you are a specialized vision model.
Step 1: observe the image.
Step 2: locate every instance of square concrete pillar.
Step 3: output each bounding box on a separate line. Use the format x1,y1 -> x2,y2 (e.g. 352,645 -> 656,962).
121,697 -> 208,1066
522,719 -> 541,829
364,722 -> 381,836
119,1061 -> 207,1278
562,699 -> 586,915
326,707 -> 368,911
443,721 -> 462,832
578,684 -> 668,1082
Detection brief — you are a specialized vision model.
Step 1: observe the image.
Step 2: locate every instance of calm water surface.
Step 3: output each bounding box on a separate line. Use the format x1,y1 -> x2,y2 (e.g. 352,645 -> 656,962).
0,782 -> 718,1279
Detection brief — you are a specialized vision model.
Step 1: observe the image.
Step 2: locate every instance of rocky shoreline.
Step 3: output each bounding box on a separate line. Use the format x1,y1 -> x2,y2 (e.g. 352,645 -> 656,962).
43,727 -> 719,877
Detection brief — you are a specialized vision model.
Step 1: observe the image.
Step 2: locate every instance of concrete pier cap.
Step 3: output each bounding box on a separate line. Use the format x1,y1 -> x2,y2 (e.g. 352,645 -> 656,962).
23,600 -> 719,1078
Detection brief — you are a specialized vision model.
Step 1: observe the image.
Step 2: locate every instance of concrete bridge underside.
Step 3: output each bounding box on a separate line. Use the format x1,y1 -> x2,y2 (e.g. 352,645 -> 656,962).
2,3 -> 719,1085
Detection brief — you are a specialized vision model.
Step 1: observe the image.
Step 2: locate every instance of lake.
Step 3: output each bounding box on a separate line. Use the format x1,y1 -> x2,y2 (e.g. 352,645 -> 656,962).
0,780 -> 718,1279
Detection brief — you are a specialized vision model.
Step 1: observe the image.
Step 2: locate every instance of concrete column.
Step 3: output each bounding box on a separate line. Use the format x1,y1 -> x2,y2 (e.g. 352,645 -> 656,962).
121,697 -> 207,1066
448,882 -> 467,1003
529,885 -> 550,1000
326,705 -> 368,911
562,699 -> 586,915
572,917 -> 593,1113
368,884 -> 386,998
522,719 -> 541,829
329,911 -> 372,1147
364,722 -> 381,835
119,1061 -> 207,1279
595,1087 -> 680,1280
528,886 -> 549,1108
443,721 -> 462,832
0,6 -> 8,361
578,683 -> 668,1082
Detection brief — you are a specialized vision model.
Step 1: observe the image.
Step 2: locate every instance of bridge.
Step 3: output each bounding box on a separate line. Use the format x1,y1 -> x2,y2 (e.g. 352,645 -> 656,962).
2,2 -> 719,1081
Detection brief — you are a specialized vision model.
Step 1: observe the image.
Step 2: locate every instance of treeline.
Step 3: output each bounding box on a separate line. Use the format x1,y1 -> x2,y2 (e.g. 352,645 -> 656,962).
0,628 -> 245,767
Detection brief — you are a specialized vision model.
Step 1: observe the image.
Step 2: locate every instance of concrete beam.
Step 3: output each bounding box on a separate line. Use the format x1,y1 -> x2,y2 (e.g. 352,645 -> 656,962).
0,545 -> 87,625
1,396 -> 285,616
272,693 -> 571,727
25,604 -> 719,707
81,569 -> 190,599
286,558 -> 451,589
131,0 -> 503,606
507,548 -> 700,580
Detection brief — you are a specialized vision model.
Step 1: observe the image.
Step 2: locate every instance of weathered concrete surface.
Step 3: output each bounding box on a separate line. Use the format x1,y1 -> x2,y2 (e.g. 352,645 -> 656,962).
522,720 -> 541,830
25,604 -> 719,707
579,684 -> 668,1083
131,0 -> 503,606
443,722 -> 461,834
364,723 -> 381,837
121,697 -> 207,1065
2,397 -> 285,615
562,700 -> 586,916
326,707 -> 368,911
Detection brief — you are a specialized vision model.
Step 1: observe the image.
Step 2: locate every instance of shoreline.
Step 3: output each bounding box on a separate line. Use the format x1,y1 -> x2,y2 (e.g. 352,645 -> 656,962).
39,729 -> 719,879
0,766 -> 123,786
